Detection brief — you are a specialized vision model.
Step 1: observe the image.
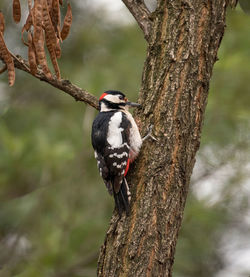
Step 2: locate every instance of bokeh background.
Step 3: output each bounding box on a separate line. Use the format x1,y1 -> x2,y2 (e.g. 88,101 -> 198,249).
0,1 -> 250,276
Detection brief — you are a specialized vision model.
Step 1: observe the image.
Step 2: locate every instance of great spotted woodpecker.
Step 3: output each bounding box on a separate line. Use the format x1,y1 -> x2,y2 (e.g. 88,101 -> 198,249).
91,90 -> 142,215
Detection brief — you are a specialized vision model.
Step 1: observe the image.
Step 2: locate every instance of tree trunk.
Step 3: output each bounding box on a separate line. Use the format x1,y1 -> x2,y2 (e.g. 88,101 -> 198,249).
98,1 -> 229,276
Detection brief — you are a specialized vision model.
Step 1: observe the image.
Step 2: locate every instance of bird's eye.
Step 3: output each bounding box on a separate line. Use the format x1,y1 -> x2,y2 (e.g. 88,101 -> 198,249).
119,95 -> 124,100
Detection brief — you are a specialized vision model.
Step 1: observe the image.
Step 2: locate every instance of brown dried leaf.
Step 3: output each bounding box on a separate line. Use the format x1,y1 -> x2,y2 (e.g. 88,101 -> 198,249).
59,0 -> 63,5
13,0 -> 21,23
0,11 -> 5,34
28,32 -> 37,75
61,3 -> 72,41
0,33 -> 15,86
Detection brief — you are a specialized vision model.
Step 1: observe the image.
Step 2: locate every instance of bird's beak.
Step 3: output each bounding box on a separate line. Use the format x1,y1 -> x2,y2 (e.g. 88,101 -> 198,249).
126,102 -> 141,108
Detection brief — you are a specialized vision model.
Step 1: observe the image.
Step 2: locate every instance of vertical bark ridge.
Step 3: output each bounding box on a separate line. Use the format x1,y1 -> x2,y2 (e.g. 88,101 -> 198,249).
98,1 -> 229,276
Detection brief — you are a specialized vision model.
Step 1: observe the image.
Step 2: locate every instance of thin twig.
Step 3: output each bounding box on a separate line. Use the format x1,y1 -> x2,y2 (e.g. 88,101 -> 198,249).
122,0 -> 152,42
2,53 -> 99,110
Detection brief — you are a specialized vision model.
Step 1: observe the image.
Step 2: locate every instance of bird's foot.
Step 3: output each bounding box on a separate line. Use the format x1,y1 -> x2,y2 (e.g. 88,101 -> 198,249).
142,125 -> 157,142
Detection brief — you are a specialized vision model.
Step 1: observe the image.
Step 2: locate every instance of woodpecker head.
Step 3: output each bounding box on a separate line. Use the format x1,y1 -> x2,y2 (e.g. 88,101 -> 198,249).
99,90 -> 140,112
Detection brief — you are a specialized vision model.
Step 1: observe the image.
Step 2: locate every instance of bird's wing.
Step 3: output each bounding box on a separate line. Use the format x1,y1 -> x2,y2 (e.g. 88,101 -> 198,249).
94,151 -> 112,194
104,142 -> 130,194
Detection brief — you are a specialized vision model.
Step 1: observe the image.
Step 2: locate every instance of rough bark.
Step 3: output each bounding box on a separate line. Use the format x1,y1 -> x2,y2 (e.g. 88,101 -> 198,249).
98,1 -> 229,276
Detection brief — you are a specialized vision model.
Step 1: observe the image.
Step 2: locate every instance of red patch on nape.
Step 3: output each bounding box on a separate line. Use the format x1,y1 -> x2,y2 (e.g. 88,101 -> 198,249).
124,159 -> 130,176
99,93 -> 108,100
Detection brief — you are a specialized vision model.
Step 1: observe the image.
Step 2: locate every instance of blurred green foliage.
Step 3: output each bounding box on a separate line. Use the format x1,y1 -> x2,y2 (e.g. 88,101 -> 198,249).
0,1 -> 249,277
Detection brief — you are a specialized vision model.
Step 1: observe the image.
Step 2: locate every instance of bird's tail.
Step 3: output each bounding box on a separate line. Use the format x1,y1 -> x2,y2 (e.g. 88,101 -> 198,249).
113,178 -> 131,216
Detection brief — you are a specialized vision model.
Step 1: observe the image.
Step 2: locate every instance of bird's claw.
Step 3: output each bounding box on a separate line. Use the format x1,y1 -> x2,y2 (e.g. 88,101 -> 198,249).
142,124 -> 157,142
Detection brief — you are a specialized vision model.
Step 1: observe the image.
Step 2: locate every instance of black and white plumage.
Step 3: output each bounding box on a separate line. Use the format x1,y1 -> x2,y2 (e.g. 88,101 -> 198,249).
91,90 -> 142,215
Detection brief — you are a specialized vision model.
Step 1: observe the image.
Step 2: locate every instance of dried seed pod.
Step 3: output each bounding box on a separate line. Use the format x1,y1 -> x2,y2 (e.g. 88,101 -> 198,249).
47,0 -> 53,8
13,0 -> 21,23
32,0 -> 52,78
47,0 -> 53,16
28,31 -> 37,75
34,30 -> 52,78
52,0 -> 61,39
43,0 -> 57,46
33,0 -> 43,45
0,32 -> 15,86
28,0 -> 32,11
22,10 -> 33,32
21,30 -> 29,46
61,3 -> 72,41
55,38 -> 61,58
43,0 -> 61,78
45,32 -> 60,79
0,11 -> 5,34
22,11 -> 33,46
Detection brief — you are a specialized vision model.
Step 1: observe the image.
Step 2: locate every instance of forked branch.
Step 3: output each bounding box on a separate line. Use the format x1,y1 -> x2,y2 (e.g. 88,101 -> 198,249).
10,54 -> 99,110
122,0 -> 152,41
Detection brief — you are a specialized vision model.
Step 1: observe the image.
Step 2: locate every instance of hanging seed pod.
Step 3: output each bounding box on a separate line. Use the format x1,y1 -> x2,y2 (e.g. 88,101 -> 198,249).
22,10 -> 33,46
47,0 -> 53,9
28,0 -> 33,11
43,0 -> 57,46
22,10 -> 33,32
61,3 -> 72,41
0,33 -> 15,86
27,0 -> 32,11
47,0 -> 53,16
34,30 -> 52,78
33,0 -> 43,45
0,11 -> 5,34
52,0 -> 61,39
45,32 -> 60,79
43,0 -> 60,78
55,38 -> 61,58
28,31 -> 37,75
32,0 -> 52,77
13,0 -> 21,23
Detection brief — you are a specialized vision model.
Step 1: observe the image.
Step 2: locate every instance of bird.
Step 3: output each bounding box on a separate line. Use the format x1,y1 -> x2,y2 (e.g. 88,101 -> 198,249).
91,90 -> 142,215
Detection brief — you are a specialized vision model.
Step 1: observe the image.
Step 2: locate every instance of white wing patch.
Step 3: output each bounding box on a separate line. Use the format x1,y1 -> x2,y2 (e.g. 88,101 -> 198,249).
107,112 -> 124,147
112,161 -> 127,168
109,152 -> 128,159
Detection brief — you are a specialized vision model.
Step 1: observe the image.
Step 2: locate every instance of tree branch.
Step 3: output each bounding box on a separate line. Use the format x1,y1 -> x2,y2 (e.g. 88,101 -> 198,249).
122,0 -> 152,42
3,54 -> 99,110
